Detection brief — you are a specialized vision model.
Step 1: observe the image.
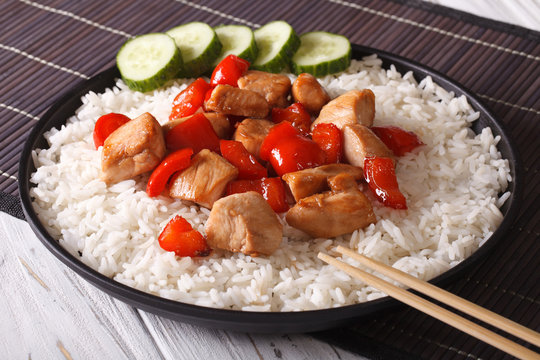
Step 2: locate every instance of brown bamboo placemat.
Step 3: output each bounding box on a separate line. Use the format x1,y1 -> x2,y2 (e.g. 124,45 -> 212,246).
1,0 -> 538,358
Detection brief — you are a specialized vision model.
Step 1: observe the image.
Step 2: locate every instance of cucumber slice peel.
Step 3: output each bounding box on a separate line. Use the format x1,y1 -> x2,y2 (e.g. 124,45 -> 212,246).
166,22 -> 222,78
213,25 -> 258,66
291,31 -> 351,77
116,33 -> 183,92
252,21 -> 300,73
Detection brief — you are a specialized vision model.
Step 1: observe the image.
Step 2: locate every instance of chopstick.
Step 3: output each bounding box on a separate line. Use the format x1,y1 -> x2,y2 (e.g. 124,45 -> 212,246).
318,246 -> 540,360
335,246 -> 540,347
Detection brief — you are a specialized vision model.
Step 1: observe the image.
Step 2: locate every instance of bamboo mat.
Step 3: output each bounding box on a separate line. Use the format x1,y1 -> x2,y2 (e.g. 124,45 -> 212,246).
1,0 -> 539,358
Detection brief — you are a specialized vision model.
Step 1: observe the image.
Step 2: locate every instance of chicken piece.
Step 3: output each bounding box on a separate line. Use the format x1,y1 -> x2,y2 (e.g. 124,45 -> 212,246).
100,112 -> 165,184
311,89 -> 375,130
162,112 -> 230,139
327,172 -> 359,192
233,118 -> 274,160
282,163 -> 363,202
169,149 -> 238,209
238,70 -> 291,109
205,84 -> 269,118
205,191 -> 283,256
291,73 -> 330,115
342,123 -> 394,168
285,173 -> 376,238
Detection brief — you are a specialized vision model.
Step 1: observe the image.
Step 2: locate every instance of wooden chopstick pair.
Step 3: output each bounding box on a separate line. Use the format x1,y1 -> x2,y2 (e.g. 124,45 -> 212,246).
318,246 -> 540,360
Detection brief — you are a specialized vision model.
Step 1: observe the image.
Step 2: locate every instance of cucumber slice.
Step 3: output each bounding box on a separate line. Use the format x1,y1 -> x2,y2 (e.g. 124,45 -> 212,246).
116,33 -> 182,92
291,31 -> 351,77
252,21 -> 300,73
213,25 -> 258,66
166,22 -> 222,78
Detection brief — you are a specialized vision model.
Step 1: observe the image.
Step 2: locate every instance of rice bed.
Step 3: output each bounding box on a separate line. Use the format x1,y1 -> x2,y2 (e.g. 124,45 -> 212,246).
30,56 -> 511,311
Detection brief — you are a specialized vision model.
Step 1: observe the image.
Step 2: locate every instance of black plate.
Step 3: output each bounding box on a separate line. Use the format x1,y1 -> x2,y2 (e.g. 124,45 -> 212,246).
19,44 -> 521,333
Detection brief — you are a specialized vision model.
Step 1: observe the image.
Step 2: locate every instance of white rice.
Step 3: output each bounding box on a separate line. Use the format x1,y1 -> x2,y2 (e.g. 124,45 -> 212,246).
30,56 -> 511,311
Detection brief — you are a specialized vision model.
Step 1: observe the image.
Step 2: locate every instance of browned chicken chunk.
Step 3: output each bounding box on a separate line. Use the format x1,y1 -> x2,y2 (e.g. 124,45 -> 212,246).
169,149 -> 238,209
238,70 -> 291,109
162,112 -> 231,139
285,174 -> 376,238
205,84 -> 269,118
100,112 -> 166,184
282,163 -> 363,202
311,89 -> 375,130
291,73 -> 330,115
342,124 -> 394,168
233,118 -> 274,161
205,191 -> 283,256
327,172 -> 359,192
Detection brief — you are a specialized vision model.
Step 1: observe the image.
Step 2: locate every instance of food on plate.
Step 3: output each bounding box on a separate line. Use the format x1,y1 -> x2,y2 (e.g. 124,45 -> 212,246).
259,121 -> 327,176
311,123 -> 343,164
364,156 -> 408,210
166,22 -> 223,78
116,33 -> 183,92
282,164 -> 363,202
226,177 -> 289,213
342,123 -> 394,168
146,148 -> 193,197
168,149 -> 238,209
312,89 -> 376,130
219,140 -> 268,180
232,118 -> 274,161
252,20 -> 300,73
271,102 -> 312,136
30,42 -> 511,311
238,70 -> 291,109
205,84 -> 270,118
163,112 -> 230,139
213,24 -> 258,65
158,214 -> 211,257
286,173 -> 376,238
371,125 -> 424,156
116,21 -> 349,92
291,73 -> 331,115
100,112 -> 166,184
168,77 -> 212,121
165,112 -> 220,153
206,191 -> 283,256
291,31 -> 351,76
93,112 -> 130,149
210,54 -> 250,87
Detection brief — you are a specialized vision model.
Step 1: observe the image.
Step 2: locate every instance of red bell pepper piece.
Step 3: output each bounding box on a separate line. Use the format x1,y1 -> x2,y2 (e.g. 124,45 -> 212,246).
268,137 -> 327,176
169,78 -> 212,121
158,215 -> 211,257
371,126 -> 424,156
219,140 -> 267,180
259,121 -> 298,161
260,122 -> 326,176
364,156 -> 407,209
165,113 -> 220,153
93,113 -> 130,149
210,54 -> 250,87
226,177 -> 289,213
311,123 -> 343,164
146,148 -> 193,197
271,102 -> 311,136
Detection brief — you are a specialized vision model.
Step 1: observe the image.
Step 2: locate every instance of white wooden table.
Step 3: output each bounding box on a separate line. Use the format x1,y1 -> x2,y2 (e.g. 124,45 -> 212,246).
1,2 -> 538,359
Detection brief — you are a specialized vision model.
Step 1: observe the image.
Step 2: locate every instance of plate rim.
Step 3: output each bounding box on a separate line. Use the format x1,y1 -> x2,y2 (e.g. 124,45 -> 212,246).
18,43 -> 522,333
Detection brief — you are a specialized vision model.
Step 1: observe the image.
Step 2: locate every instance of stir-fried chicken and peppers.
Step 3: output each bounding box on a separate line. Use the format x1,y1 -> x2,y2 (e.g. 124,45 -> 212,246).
95,55 -> 424,257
